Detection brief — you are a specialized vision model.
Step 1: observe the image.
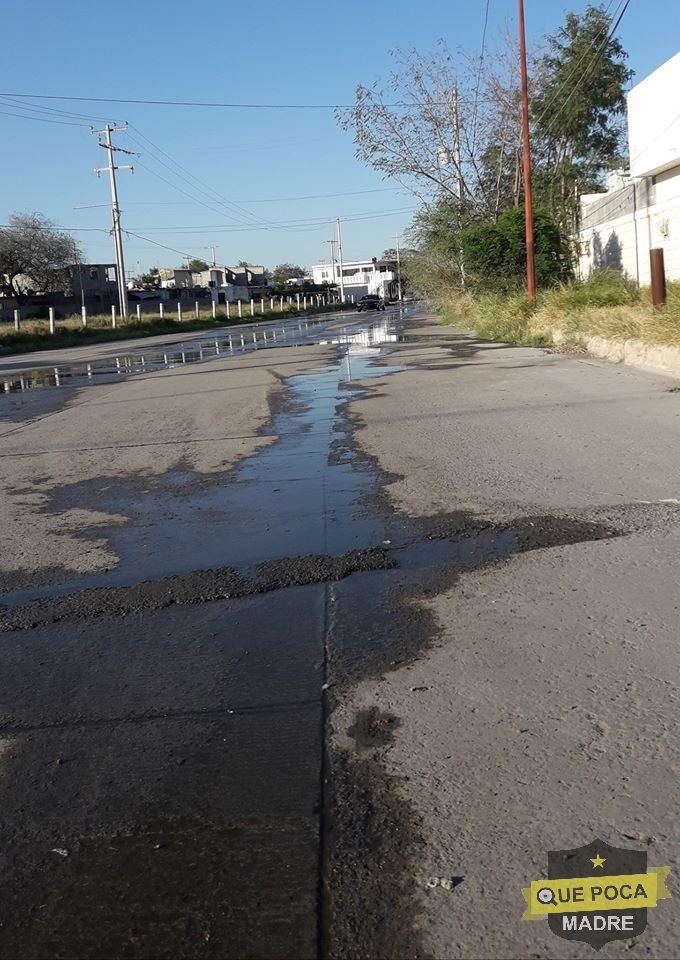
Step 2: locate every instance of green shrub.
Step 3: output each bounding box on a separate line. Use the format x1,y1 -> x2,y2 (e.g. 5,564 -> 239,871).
461,207 -> 570,293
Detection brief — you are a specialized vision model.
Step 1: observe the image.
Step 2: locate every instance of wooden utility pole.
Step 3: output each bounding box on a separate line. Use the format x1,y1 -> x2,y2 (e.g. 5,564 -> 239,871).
518,0 -> 536,299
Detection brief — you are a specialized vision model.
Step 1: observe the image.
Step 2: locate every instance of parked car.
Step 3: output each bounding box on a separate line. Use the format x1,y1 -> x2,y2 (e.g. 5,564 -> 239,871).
357,294 -> 385,312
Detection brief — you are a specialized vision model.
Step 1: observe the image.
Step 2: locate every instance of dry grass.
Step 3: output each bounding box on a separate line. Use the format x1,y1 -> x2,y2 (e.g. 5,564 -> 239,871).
442,274 -> 680,350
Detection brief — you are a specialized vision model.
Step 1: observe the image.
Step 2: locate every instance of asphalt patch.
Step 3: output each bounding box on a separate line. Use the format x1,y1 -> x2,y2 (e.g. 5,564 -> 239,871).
0,547 -> 395,631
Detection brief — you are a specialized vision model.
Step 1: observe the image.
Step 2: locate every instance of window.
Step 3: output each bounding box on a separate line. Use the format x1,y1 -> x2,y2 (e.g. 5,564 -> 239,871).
89,267 -> 99,281
106,267 -> 117,282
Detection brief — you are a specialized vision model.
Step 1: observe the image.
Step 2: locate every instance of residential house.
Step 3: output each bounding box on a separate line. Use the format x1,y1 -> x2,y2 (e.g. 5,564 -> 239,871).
222,264 -> 269,295
159,268 -> 193,291
578,51 -> 680,285
68,263 -> 118,303
192,266 -> 249,304
310,257 -> 397,300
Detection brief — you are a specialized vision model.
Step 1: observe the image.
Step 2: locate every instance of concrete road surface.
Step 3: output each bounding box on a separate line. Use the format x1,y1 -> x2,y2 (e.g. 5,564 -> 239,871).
0,308 -> 677,959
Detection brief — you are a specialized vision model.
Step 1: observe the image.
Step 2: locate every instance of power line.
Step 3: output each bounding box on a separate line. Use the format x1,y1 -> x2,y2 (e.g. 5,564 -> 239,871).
120,207 -> 417,234
123,231 -> 199,260
126,126 -> 284,230
0,91 -> 458,110
535,0 -> 630,136
78,186 -> 404,207
132,155 -> 262,229
540,0 -> 631,144
0,107 -> 90,127
2,207 -> 416,239
471,0 -> 491,149
0,95 -> 117,124
532,0 -> 620,129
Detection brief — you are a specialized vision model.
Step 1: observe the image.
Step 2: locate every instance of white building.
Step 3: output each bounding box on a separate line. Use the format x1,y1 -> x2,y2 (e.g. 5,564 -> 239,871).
579,51 -> 680,285
310,257 -> 397,300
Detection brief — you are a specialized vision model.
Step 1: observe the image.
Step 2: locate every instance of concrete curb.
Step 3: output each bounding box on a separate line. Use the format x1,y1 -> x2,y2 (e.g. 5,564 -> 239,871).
551,330 -> 680,381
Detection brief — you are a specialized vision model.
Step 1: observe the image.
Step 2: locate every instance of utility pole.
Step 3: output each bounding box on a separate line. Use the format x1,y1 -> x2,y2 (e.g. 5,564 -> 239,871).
452,87 -> 463,203
72,239 -> 85,310
395,233 -> 403,301
452,87 -> 466,288
93,124 -> 133,318
324,238 -> 337,300
336,217 -> 345,302
518,0 -> 536,299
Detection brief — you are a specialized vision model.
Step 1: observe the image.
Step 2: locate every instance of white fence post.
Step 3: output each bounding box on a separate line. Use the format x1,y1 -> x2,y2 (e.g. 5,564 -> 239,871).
261,298 -> 265,315
250,299 -> 254,318
195,300 -> 200,319
177,302 -> 183,322
14,309 -> 20,331
226,301 -> 230,319
49,307 -> 55,334
159,302 -> 164,319
136,303 -> 142,322
279,296 -> 283,312
303,296 -> 307,310
111,305 -> 117,329
296,293 -> 300,310
81,305 -> 87,328
238,300 -> 242,319
211,299 -> 216,319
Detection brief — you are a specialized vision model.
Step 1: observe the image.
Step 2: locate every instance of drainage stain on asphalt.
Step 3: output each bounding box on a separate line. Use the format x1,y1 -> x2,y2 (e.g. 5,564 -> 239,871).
0,311 -> 625,960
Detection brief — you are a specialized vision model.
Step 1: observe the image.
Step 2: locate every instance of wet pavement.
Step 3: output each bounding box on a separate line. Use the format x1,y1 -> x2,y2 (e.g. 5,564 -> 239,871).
0,308 -> 625,959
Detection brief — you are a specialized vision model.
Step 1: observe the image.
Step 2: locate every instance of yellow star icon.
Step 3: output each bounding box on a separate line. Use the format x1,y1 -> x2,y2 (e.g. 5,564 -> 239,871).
591,854 -> 606,869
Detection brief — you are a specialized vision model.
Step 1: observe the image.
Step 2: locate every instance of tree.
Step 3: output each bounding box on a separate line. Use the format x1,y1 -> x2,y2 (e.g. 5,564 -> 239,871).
188,258 -> 210,272
140,266 -> 161,288
461,207 -> 569,291
0,212 -> 82,302
271,262 -> 305,287
531,3 -> 633,229
336,42 -> 523,225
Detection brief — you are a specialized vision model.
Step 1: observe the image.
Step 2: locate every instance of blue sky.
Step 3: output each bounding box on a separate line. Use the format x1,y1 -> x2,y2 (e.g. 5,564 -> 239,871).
1,0 -> 678,275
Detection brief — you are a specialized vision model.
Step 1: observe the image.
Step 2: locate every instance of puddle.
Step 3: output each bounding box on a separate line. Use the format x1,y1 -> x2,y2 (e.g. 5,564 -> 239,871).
1,301 -> 617,611
2,307 -> 617,615
0,310 -> 401,394
1,317 -> 408,605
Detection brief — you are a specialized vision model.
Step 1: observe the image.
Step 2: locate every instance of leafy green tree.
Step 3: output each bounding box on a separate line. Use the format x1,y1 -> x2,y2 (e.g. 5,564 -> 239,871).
271,263 -> 305,287
461,207 -> 569,291
140,265 -> 161,288
531,3 -> 633,229
188,258 -> 210,272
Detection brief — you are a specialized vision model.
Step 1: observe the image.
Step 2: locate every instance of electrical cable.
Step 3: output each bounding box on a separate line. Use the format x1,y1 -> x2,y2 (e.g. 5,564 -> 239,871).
471,0 -> 491,150
536,0 -> 631,137
126,126 -> 285,230
0,92 -> 459,110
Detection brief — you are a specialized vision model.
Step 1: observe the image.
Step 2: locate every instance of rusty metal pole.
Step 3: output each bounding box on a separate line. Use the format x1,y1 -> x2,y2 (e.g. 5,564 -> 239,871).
518,0 -> 536,300
650,248 -> 667,309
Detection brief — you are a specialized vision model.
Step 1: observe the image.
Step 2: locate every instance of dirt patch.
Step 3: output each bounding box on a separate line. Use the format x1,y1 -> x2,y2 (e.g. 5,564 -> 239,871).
324,747 -> 429,960
347,706 -> 401,750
